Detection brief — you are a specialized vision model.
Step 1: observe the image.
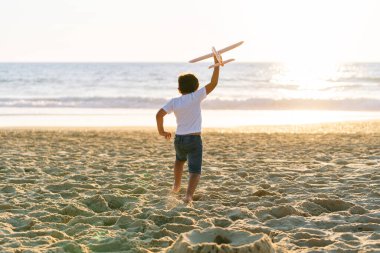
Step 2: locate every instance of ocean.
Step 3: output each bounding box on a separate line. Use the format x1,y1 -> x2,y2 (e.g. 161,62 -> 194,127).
0,62 -> 379,127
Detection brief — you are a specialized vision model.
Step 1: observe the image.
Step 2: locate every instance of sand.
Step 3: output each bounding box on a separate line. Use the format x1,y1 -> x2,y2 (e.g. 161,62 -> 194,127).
0,123 -> 379,252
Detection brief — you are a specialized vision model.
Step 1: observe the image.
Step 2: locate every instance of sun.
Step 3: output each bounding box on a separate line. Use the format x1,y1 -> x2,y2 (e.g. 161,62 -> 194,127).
270,60 -> 341,100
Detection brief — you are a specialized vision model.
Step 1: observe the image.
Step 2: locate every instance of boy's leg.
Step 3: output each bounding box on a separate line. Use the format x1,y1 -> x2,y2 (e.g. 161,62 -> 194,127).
184,136 -> 202,203
184,173 -> 200,203
172,160 -> 185,193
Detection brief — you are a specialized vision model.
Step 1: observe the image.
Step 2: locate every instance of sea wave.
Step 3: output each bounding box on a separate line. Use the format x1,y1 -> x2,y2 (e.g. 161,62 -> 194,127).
328,77 -> 380,84
0,97 -> 167,108
0,97 -> 380,111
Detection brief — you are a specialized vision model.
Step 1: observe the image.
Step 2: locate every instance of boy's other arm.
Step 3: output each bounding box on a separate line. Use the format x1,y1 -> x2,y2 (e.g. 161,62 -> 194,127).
205,55 -> 220,95
156,109 -> 171,140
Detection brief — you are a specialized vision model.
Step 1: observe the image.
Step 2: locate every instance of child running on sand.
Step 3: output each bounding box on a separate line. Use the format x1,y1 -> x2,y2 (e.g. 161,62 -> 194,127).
156,55 -> 220,203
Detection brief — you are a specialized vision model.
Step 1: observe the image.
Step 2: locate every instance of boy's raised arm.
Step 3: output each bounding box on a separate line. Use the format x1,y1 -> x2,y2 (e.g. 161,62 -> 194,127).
205,55 -> 220,95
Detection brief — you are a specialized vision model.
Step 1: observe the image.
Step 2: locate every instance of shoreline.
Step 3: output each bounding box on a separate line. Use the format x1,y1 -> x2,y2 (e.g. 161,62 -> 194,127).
0,108 -> 380,129
0,120 -> 379,133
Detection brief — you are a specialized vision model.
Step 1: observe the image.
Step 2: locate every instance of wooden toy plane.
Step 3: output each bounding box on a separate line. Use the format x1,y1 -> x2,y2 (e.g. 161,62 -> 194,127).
189,41 -> 244,69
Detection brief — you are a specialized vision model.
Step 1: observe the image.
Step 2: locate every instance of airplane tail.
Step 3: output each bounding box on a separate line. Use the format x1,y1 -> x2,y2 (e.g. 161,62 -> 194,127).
208,59 -> 235,69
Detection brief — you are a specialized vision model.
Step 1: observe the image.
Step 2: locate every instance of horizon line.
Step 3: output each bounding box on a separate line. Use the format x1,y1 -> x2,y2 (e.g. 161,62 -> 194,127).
1,61 -> 380,64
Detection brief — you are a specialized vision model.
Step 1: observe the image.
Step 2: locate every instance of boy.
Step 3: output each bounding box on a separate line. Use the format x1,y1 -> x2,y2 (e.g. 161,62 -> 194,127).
156,55 -> 220,203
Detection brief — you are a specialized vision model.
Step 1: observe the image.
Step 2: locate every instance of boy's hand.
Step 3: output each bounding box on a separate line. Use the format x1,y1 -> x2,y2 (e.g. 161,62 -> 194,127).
213,54 -> 218,64
160,131 -> 172,140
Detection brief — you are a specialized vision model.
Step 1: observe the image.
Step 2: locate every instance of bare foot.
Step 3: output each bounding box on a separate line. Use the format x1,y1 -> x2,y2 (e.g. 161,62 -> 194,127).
183,196 -> 192,204
171,187 -> 180,194
183,198 -> 194,207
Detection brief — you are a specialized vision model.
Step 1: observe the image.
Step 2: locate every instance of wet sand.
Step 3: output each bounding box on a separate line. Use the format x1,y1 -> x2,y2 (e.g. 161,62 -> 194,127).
0,122 -> 379,252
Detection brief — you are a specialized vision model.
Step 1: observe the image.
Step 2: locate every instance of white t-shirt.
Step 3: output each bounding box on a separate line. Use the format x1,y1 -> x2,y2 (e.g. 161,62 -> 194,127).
162,87 -> 207,135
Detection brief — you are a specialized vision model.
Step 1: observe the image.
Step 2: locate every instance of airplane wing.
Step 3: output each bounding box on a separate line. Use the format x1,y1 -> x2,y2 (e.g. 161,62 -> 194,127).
189,41 -> 244,63
189,53 -> 214,63
217,41 -> 244,54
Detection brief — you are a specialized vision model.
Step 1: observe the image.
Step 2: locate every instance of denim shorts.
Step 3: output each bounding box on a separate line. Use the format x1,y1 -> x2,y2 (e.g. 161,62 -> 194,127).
174,135 -> 203,174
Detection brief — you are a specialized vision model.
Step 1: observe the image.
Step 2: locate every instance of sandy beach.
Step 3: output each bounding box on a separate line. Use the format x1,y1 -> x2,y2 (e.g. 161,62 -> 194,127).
1,122 -> 379,252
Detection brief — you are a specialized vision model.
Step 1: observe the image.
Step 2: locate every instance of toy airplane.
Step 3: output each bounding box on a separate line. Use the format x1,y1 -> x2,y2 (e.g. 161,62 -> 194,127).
189,41 -> 244,69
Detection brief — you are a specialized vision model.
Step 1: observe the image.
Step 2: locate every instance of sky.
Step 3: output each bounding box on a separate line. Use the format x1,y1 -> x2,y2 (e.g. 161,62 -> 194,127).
1,0 -> 379,63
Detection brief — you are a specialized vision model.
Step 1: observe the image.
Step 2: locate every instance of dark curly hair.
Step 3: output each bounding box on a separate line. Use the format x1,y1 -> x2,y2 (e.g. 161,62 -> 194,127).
178,73 -> 199,94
